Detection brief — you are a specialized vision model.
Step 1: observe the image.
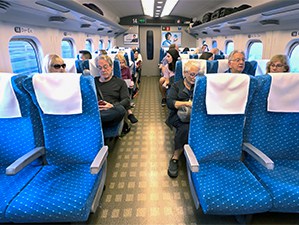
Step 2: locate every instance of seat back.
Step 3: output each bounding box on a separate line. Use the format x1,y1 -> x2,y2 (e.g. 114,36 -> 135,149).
206,59 -> 229,73
255,59 -> 269,75
23,73 -> 104,165
63,58 -> 77,73
75,59 -> 89,73
189,74 -> 257,162
243,60 -> 258,76
0,73 -> 44,166
244,74 -> 299,160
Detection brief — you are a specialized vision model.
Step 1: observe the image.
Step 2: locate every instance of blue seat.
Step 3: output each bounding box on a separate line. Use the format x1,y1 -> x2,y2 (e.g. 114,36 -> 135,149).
0,74 -> 44,223
243,60 -> 257,76
175,59 -> 207,82
113,59 -> 121,78
243,74 -> 299,212
184,74 -> 272,215
75,59 -> 90,73
6,74 -> 108,223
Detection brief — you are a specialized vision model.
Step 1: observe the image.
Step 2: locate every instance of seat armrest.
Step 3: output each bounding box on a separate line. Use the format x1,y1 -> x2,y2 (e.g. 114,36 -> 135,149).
243,142 -> 274,170
184,144 -> 199,172
6,147 -> 46,175
90,145 -> 108,174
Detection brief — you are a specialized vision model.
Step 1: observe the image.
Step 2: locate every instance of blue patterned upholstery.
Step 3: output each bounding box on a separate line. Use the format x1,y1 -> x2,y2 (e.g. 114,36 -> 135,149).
113,59 -> 121,78
187,75 -> 272,215
0,74 -> 44,223
75,60 -> 90,73
244,75 -> 299,212
206,60 -> 219,73
174,60 -> 183,82
6,75 -> 107,223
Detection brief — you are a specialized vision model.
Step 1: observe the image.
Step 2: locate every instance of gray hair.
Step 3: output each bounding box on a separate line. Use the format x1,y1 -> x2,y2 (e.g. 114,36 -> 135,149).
228,50 -> 245,61
95,54 -> 113,68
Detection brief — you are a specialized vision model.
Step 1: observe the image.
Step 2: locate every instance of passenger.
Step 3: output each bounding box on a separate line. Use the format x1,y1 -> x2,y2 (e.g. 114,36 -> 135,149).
266,54 -> 290,73
94,55 -> 130,134
116,53 -> 138,124
162,32 -> 172,46
210,48 -> 220,55
226,50 -> 246,73
159,48 -> 180,106
181,47 -> 190,54
79,50 -> 92,60
159,44 -> 178,76
199,52 -> 214,60
166,60 -> 202,178
134,50 -> 142,84
99,49 -> 108,55
42,54 -> 66,73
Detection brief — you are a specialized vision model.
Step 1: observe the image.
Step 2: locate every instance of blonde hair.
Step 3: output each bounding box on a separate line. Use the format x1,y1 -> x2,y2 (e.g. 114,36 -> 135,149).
266,54 -> 290,73
42,54 -> 63,73
115,53 -> 128,66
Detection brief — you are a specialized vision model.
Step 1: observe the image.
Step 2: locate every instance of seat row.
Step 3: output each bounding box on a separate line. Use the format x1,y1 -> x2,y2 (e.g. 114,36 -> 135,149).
174,58 -> 266,82
0,73 -> 108,223
184,73 -> 299,217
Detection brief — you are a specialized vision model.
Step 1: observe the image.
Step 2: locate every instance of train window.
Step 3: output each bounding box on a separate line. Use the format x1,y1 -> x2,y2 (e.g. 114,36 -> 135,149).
212,40 -> 217,48
225,41 -> 234,55
61,39 -> 74,58
289,42 -> 299,72
85,39 -> 92,52
99,39 -> 104,50
9,39 -> 40,75
247,41 -> 263,60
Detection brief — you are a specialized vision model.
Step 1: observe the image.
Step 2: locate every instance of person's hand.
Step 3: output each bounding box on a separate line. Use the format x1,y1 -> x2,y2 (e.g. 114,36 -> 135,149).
98,101 -> 113,110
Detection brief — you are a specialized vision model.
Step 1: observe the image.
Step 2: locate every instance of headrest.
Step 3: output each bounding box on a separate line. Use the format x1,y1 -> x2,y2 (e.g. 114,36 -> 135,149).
205,73 -> 250,115
0,73 -> 21,118
268,73 -> 299,112
32,73 -> 82,115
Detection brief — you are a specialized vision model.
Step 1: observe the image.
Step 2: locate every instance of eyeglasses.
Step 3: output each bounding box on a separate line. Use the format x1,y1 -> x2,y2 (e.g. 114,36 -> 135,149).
270,63 -> 284,68
52,64 -> 66,69
184,71 -> 199,77
97,64 -> 110,71
230,58 -> 245,62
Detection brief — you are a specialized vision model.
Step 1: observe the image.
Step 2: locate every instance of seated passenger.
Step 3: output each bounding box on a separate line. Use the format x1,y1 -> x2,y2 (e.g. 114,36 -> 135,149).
116,53 -> 138,124
266,54 -> 290,73
159,48 -> 180,106
42,54 -> 66,73
226,50 -> 246,73
199,52 -> 214,60
166,60 -> 202,178
94,55 -> 130,133
79,50 -> 92,60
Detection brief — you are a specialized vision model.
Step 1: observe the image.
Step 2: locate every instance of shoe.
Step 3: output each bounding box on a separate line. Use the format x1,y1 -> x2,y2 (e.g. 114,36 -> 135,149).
168,159 -> 179,178
121,122 -> 131,136
128,114 -> 138,124
161,98 -> 166,107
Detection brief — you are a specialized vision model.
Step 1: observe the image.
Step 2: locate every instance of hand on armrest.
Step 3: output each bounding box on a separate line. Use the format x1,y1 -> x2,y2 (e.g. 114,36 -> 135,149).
243,143 -> 274,170
90,145 -> 108,174
6,147 -> 46,175
184,144 -> 199,172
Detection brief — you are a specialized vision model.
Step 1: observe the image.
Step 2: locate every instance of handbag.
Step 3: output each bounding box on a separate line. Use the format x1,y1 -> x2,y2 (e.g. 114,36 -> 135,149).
177,106 -> 192,122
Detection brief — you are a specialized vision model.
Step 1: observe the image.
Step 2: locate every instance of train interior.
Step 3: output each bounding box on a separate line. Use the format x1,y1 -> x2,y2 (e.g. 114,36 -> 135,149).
1,0 -> 299,224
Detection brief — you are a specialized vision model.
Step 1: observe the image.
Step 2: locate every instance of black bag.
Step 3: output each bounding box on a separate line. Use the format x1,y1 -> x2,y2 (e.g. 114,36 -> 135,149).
202,12 -> 212,23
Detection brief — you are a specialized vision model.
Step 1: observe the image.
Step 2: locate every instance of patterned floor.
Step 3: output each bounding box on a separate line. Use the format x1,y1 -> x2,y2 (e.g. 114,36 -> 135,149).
82,76 -> 299,225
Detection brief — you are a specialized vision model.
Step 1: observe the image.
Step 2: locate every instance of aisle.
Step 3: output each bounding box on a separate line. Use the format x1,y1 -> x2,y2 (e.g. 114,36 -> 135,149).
86,76 -> 205,225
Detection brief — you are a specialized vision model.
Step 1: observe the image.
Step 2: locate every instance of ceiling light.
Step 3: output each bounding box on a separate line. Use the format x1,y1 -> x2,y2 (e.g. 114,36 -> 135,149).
141,0 -> 154,17
161,0 -> 179,17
